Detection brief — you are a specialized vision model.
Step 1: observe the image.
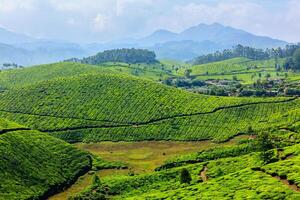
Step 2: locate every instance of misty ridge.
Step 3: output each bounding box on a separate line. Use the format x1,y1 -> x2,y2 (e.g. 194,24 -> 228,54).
0,23 -> 288,66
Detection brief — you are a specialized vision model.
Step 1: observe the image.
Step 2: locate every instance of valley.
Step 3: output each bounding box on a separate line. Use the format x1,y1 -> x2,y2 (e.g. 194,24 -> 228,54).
1,45 -> 300,200
50,136 -> 248,200
2,1 -> 300,199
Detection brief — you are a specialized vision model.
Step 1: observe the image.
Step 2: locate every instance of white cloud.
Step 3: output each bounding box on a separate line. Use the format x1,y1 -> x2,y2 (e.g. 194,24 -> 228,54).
0,0 -> 299,42
0,0 -> 37,12
93,13 -> 111,32
147,2 -> 264,33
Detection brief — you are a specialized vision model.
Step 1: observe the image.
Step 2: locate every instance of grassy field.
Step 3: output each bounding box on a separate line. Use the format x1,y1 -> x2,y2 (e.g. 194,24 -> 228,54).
75,136 -> 247,173
50,136 -> 246,200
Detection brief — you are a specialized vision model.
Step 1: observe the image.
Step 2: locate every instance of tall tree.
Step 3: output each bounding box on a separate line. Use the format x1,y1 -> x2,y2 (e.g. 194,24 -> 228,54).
180,168 -> 192,184
293,48 -> 300,70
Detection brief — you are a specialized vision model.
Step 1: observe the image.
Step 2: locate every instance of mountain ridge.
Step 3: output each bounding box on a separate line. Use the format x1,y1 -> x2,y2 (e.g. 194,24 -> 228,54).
0,23 -> 289,65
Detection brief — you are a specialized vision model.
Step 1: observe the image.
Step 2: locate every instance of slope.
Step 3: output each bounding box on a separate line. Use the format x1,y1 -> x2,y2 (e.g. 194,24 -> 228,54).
0,70 -> 298,142
0,61 -> 174,89
0,118 -> 92,200
70,142 -> 300,199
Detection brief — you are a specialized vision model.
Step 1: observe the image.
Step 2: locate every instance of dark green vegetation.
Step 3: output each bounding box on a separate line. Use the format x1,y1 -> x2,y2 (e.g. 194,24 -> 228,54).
69,48 -> 158,65
191,44 -> 300,65
293,48 -> 300,70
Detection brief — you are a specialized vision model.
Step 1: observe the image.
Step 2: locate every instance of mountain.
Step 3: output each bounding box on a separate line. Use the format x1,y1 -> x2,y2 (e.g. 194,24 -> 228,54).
0,23 -> 289,65
149,40 -> 224,61
177,23 -> 286,48
139,29 -> 178,46
0,27 -> 36,44
0,43 -> 32,65
139,23 -> 287,60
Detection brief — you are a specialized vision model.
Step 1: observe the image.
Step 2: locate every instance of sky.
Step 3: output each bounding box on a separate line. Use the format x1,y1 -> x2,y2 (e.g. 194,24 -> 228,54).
0,0 -> 299,43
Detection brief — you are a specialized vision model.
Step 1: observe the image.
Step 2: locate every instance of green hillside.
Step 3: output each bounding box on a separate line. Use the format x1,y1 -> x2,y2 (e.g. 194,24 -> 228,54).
70,142 -> 300,199
0,61 -> 175,89
1,59 -> 299,199
0,66 -> 298,142
0,117 -> 24,130
187,57 -> 296,85
0,119 -> 92,200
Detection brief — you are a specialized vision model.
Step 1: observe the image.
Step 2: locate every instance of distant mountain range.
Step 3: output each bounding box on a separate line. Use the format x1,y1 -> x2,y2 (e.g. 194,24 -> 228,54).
0,23 -> 288,66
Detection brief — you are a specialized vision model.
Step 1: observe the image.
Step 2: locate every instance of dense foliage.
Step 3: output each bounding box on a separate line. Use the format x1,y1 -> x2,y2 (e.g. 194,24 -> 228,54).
79,48 -> 158,64
191,44 -> 300,65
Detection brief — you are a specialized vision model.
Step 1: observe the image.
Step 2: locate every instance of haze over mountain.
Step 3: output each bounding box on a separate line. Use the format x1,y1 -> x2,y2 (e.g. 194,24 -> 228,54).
0,23 -> 288,66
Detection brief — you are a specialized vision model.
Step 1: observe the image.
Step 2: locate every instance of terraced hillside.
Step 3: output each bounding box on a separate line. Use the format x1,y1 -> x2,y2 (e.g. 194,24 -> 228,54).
0,118 -> 92,200
0,61 -> 174,89
187,57 -> 299,84
0,117 -> 26,133
0,64 -> 298,142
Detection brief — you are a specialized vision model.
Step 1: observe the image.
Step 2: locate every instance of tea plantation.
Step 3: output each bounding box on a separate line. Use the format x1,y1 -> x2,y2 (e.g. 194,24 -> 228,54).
0,119 -> 92,199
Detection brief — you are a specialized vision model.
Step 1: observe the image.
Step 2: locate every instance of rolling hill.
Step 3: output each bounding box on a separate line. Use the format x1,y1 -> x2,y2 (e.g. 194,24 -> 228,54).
0,62 -> 298,143
0,61 -> 174,89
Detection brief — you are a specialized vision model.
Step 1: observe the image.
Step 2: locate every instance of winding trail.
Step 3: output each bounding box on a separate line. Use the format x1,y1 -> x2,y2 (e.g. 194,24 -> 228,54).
252,168 -> 300,192
0,109 -> 123,124
200,165 -> 208,182
0,127 -> 31,135
0,97 -> 297,133
42,97 -> 297,133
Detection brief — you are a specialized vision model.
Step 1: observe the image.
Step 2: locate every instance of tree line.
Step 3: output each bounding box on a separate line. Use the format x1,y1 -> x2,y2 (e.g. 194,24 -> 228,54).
66,48 -> 158,65
191,44 -> 300,67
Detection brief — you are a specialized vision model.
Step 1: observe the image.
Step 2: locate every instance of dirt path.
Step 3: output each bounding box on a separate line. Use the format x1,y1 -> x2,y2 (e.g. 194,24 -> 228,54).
273,175 -> 300,192
200,165 -> 208,182
27,97 -> 297,133
252,168 -> 300,192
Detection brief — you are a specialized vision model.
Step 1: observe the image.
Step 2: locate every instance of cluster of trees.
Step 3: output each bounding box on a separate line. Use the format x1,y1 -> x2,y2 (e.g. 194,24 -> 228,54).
283,48 -> 300,71
79,48 -> 158,64
1,62 -> 23,70
163,77 -> 206,88
192,44 -> 300,65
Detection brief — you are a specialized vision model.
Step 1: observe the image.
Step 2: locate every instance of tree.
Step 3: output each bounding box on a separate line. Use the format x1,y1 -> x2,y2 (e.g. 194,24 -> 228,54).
247,126 -> 254,135
180,168 -> 192,184
293,48 -> 300,70
184,69 -> 192,78
284,57 -> 294,71
81,48 -> 158,64
92,175 -> 101,187
257,132 -> 275,164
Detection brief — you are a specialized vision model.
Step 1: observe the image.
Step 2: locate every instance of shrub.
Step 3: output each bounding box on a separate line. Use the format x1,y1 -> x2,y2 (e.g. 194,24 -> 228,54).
180,168 -> 192,184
